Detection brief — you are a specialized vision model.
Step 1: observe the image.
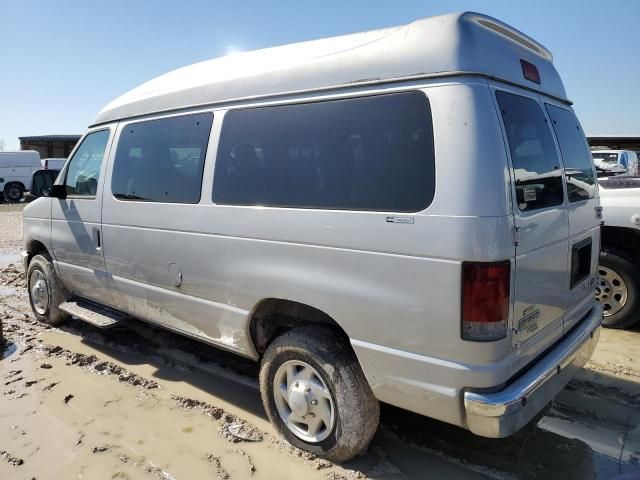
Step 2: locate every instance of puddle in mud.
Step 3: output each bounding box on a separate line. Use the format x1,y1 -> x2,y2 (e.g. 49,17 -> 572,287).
0,252 -> 20,267
0,285 -> 16,296
0,351 -> 332,480
537,377 -> 640,478
1,342 -> 17,359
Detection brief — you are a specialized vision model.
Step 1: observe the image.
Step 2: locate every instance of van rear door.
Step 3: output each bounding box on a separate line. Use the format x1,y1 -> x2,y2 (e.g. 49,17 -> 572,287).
495,89 -> 569,363
544,103 -> 599,332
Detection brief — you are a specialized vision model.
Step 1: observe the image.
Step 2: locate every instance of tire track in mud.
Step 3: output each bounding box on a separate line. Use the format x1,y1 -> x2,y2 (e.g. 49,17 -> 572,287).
39,343 -> 160,389
2,336 -> 365,479
0,449 -> 24,467
1,275 -> 367,480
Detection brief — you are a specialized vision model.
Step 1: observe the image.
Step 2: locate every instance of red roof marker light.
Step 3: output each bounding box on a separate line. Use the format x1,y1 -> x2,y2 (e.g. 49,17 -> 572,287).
520,59 -> 541,84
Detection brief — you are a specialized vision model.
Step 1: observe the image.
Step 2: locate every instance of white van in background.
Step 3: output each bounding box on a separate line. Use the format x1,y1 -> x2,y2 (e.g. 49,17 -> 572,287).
0,151 -> 41,202
41,158 -> 67,171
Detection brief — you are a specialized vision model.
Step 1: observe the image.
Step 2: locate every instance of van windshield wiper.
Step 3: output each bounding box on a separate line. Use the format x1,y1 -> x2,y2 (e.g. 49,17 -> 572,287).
113,193 -> 150,201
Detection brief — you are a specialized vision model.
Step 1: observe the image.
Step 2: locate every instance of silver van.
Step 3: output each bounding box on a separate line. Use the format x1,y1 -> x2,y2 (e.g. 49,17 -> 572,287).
23,12 -> 602,461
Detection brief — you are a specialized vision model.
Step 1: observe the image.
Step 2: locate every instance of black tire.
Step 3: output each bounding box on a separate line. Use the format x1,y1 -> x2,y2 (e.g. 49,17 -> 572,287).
27,254 -> 70,326
599,250 -> 640,329
3,183 -> 24,203
259,325 -> 379,462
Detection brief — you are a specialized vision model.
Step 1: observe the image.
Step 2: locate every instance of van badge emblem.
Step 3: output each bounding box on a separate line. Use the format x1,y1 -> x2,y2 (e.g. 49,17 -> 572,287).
386,216 -> 414,224
519,306 -> 540,333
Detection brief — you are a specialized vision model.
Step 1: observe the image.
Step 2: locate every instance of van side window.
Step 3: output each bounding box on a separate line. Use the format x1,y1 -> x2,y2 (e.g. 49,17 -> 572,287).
64,129 -> 110,197
496,91 -> 564,211
545,104 -> 596,202
213,92 -> 435,212
112,112 -> 213,204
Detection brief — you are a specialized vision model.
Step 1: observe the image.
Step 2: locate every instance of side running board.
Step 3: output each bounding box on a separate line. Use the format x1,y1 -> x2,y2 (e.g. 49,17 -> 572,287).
59,298 -> 126,328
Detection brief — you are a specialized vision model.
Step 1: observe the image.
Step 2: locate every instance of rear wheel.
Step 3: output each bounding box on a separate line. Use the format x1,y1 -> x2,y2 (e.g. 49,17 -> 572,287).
597,251 -> 640,329
3,184 -> 24,203
27,254 -> 70,326
259,325 -> 379,462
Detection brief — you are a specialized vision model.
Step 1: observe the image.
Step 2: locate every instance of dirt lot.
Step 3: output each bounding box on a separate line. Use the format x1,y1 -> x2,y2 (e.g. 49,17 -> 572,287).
0,203 -> 24,254
2,203 -> 640,479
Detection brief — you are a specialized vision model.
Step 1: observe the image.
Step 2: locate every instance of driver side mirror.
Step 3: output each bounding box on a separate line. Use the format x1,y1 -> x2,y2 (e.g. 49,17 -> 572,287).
31,169 -> 65,198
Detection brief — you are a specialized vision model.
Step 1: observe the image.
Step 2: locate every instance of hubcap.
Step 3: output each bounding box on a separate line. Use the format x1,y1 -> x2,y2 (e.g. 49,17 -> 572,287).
273,360 -> 335,443
29,270 -> 50,315
595,266 -> 628,317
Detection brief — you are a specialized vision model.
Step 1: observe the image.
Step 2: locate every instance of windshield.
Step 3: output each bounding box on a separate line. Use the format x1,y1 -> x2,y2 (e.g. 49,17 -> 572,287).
592,152 -> 619,164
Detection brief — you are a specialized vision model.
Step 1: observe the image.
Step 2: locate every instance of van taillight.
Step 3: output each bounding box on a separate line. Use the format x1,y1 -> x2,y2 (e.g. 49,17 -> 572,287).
462,261 -> 510,341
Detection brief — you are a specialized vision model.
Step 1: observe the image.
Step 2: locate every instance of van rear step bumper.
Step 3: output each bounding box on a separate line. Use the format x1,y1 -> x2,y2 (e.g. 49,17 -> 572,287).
463,305 -> 602,438
59,298 -> 126,328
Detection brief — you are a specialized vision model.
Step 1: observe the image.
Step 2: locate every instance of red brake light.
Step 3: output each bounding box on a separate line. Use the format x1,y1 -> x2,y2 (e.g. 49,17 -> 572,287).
520,59 -> 540,84
462,261 -> 510,341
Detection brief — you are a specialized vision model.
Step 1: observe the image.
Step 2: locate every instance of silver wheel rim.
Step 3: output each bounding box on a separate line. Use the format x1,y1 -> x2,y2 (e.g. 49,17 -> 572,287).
273,360 -> 335,443
596,266 -> 628,317
30,270 -> 49,315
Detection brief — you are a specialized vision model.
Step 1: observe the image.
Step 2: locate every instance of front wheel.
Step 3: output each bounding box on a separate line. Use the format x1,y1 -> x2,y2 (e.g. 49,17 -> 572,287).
27,254 -> 70,326
597,250 -> 640,329
259,325 -> 379,462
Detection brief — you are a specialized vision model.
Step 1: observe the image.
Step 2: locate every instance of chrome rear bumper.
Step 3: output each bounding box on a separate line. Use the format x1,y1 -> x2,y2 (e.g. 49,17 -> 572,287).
464,304 -> 602,438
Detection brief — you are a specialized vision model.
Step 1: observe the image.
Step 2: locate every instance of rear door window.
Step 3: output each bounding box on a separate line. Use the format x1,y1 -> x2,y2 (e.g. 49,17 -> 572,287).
496,91 -> 564,211
545,104 -> 595,202
213,91 -> 435,212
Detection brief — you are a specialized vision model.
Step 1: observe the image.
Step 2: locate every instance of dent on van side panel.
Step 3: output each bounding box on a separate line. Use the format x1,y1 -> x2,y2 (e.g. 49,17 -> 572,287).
99,112 -> 259,357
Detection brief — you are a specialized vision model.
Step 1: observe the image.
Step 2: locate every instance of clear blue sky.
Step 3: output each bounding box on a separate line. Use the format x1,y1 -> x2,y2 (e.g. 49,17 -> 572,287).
1,0 -> 638,150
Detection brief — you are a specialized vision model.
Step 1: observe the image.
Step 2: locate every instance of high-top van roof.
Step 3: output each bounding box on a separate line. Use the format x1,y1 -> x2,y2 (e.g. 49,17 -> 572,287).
94,11 -> 566,126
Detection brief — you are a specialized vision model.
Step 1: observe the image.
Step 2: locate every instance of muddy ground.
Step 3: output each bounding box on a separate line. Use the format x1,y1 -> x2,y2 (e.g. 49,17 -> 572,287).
1,203 -> 640,479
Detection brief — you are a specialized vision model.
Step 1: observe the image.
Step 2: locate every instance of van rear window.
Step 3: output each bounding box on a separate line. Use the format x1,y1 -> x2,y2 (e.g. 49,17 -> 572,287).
545,104 -> 596,202
496,91 -> 564,211
213,92 -> 435,212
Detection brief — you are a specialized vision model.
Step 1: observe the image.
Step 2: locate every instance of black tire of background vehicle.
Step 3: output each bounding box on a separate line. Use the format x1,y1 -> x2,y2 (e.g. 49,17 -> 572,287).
600,250 -> 640,329
259,325 -> 380,462
27,254 -> 71,326
3,184 -> 24,203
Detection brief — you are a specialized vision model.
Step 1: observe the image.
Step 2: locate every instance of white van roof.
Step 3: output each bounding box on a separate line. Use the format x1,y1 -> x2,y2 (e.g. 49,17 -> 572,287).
0,150 -> 41,167
94,11 -> 566,126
